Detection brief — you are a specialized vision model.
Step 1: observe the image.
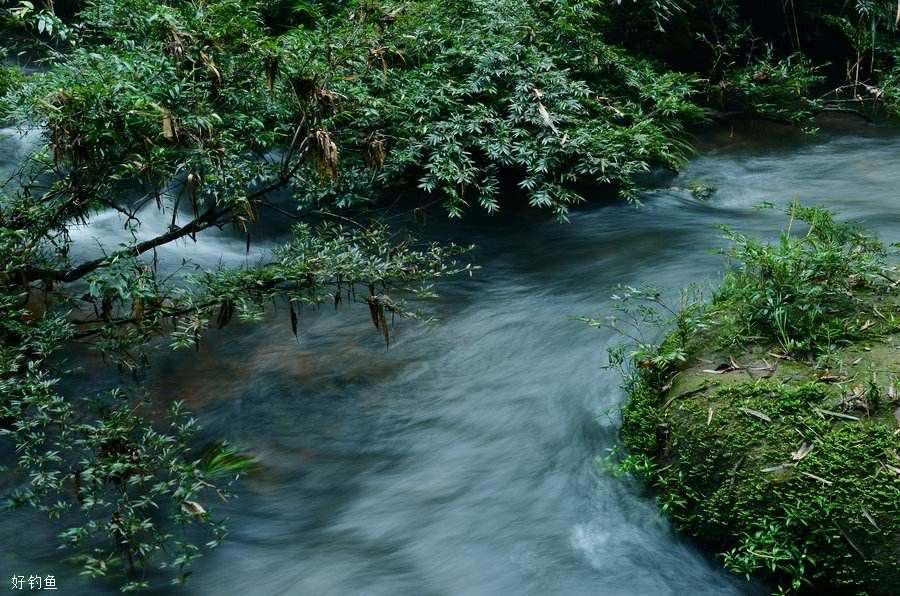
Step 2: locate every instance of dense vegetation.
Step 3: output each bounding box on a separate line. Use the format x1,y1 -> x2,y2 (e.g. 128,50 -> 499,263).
593,206 -> 900,593
4,0 -> 900,590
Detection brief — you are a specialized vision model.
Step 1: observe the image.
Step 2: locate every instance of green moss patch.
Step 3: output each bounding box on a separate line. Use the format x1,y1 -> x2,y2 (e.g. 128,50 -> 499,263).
623,349 -> 900,592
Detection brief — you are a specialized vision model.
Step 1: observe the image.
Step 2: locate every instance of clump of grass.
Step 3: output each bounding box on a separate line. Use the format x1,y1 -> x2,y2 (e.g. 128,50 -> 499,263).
712,203 -> 897,358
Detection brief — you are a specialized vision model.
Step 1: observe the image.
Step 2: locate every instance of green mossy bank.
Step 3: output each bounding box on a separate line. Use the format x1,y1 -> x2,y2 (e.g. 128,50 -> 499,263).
622,338 -> 900,593
608,208 -> 900,594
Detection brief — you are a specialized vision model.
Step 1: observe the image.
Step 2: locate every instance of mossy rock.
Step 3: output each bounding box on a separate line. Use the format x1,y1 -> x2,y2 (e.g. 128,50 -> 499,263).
621,337 -> 900,593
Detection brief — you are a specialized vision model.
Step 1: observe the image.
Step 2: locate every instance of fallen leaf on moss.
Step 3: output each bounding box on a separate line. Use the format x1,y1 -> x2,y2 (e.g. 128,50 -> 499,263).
800,471 -> 833,485
862,508 -> 880,531
761,463 -> 795,473
815,408 -> 860,421
738,407 -> 771,422
791,442 -> 814,461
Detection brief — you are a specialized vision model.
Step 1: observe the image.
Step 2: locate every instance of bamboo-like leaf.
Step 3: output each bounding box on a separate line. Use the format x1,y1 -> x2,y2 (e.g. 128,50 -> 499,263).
738,407 -> 772,423
814,408 -> 860,421
790,442 -> 813,461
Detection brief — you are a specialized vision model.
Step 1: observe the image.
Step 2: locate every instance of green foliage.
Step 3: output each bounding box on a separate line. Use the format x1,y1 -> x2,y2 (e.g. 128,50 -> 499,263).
724,51 -> 824,123
273,0 -> 703,217
1,1 -> 69,43
581,283 -> 708,375
713,203 -> 894,356
0,64 -> 25,101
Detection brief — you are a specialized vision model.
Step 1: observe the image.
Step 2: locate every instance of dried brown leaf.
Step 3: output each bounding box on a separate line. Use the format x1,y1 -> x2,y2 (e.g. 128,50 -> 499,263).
162,110 -> 175,139
181,500 -> 206,517
537,103 -> 559,134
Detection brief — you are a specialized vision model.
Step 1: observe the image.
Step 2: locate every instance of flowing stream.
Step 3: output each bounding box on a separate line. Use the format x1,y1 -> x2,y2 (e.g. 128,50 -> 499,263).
2,118 -> 900,594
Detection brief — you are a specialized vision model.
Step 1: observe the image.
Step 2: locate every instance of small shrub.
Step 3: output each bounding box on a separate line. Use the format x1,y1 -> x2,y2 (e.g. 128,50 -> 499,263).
713,203 -> 893,357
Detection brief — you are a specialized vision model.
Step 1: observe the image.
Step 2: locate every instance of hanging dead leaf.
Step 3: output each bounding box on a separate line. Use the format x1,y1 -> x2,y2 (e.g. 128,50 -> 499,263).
537,102 -> 559,134
364,134 -> 386,171
181,500 -> 206,517
265,56 -> 278,94
290,75 -> 317,100
162,109 -> 175,139
310,128 -> 339,181
289,301 -> 299,338
367,296 -> 380,330
166,30 -> 185,60
315,87 -> 340,116
200,52 -> 222,84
